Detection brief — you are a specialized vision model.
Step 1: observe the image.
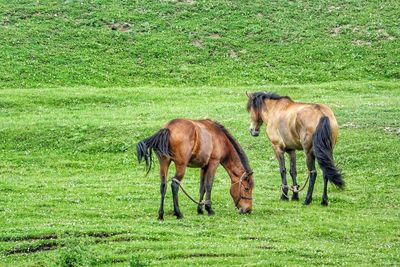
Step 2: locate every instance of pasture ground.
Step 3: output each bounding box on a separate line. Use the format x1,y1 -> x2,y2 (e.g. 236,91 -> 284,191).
0,81 -> 399,266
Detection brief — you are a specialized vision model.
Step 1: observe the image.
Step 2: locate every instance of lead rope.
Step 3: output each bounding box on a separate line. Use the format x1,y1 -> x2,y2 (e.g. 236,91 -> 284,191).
280,170 -> 315,199
172,172 -> 249,207
172,178 -> 210,206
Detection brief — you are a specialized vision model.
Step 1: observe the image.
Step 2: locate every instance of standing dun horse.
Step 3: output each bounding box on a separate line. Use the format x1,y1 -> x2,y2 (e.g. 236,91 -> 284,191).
246,92 -> 344,205
137,119 -> 254,220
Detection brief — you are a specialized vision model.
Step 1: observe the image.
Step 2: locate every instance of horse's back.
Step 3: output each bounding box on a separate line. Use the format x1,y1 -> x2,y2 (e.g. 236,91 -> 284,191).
193,119 -> 228,162
164,119 -> 216,167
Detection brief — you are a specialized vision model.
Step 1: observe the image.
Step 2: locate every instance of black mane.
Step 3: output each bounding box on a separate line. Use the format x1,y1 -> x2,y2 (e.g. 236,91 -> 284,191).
246,92 -> 291,111
214,121 -> 253,177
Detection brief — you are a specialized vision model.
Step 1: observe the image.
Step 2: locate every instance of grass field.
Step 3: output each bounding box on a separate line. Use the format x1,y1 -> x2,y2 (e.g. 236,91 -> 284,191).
1,0 -> 400,266
0,81 -> 399,266
0,1 -> 399,88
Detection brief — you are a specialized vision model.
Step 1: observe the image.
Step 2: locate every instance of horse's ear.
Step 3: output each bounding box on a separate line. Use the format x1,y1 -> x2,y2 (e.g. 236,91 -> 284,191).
245,91 -> 252,99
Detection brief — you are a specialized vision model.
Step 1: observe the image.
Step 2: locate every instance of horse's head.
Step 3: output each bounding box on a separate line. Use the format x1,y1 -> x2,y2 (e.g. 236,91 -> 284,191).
246,92 -> 262,137
230,172 -> 254,214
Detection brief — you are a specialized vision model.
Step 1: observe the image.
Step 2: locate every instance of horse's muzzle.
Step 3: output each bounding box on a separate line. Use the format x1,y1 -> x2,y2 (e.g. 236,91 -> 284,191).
239,207 -> 252,214
250,129 -> 259,137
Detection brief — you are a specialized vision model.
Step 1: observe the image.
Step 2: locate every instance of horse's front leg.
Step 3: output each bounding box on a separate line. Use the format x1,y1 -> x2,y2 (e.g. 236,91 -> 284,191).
204,161 -> 218,216
197,167 -> 206,215
171,164 -> 186,219
274,146 -> 288,201
288,150 -> 299,201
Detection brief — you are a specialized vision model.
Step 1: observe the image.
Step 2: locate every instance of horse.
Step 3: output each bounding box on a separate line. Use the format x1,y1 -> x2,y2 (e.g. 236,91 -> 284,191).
246,92 -> 344,205
136,118 -> 254,220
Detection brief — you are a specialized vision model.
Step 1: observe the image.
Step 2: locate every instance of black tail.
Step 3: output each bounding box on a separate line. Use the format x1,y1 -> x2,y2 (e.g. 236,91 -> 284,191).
313,116 -> 345,189
136,128 -> 172,174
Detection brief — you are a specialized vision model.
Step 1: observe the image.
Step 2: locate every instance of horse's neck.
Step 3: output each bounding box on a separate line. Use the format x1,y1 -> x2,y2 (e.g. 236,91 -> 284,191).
221,145 -> 245,181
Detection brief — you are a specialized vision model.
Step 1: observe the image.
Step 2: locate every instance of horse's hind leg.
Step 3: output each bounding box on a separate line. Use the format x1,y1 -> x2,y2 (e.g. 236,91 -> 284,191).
288,150 -> 299,201
321,174 -> 328,206
158,157 -> 171,221
197,168 -> 206,215
304,150 -> 317,205
171,164 -> 186,219
273,146 -> 288,200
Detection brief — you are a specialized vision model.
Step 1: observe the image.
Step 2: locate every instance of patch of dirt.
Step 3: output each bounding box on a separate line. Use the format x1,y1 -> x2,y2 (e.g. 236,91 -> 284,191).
107,22 -> 131,32
330,25 -> 350,37
352,26 -> 362,33
330,26 -> 342,36
86,231 -> 121,238
383,126 -> 400,135
377,29 -> 395,40
341,121 -> 357,129
192,39 -> 204,49
1,233 -> 58,242
328,6 -> 341,13
257,245 -> 274,250
5,241 -> 58,255
183,252 -> 238,258
188,253 -> 218,257
256,13 -> 264,18
265,61 -> 273,68
111,258 -> 125,263
209,33 -> 220,39
100,235 -> 161,243
184,0 -> 196,4
352,39 -> 372,46
160,252 -> 239,260
65,230 -> 126,238
111,236 -> 135,242
229,50 -> 238,58
241,236 -> 276,242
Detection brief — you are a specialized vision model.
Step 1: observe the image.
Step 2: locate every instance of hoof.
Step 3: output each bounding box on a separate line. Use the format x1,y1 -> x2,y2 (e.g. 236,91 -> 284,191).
197,206 -> 204,215
321,199 -> 328,206
303,198 -> 312,205
158,215 -> 164,221
174,211 -> 183,219
205,205 -> 214,216
205,206 -> 215,216
291,193 -> 299,201
175,214 -> 184,220
281,194 -> 289,201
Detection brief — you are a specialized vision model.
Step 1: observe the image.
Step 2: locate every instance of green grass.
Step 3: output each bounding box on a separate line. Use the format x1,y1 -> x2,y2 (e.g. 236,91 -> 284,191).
1,81 -> 399,266
0,1 -> 399,266
0,0 -> 399,88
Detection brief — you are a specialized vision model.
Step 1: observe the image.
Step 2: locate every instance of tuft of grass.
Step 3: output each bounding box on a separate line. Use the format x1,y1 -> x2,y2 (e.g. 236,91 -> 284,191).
130,256 -> 147,267
56,239 -> 94,267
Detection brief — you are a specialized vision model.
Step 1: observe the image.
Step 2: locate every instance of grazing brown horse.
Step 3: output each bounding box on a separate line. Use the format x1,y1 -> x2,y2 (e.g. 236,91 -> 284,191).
136,119 -> 254,220
246,92 -> 344,205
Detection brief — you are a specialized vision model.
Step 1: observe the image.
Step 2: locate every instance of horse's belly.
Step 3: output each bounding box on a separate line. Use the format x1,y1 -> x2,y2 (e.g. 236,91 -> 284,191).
188,149 -> 211,167
286,142 -> 303,150
281,133 -> 302,150
279,123 -> 302,150
187,160 -> 206,168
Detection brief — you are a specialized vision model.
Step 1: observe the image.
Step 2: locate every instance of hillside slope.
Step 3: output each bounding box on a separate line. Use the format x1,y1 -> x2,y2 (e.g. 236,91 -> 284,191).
0,0 -> 399,88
